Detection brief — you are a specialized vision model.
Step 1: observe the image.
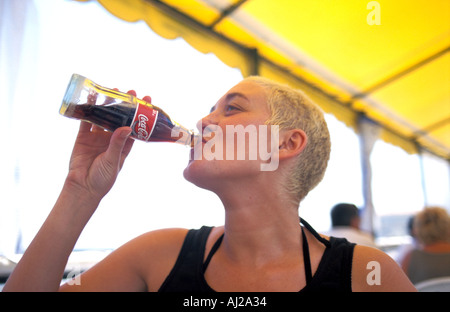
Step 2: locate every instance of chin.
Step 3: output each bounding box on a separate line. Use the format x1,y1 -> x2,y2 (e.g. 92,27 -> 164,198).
183,159 -> 216,190
184,157 -> 263,192
183,158 -> 238,193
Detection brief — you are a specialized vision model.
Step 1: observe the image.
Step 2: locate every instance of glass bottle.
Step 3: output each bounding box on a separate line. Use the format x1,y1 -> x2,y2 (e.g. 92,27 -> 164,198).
60,74 -> 194,146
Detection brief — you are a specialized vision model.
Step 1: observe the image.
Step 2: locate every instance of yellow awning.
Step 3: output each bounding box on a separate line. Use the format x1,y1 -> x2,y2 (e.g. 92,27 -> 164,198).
78,0 -> 450,160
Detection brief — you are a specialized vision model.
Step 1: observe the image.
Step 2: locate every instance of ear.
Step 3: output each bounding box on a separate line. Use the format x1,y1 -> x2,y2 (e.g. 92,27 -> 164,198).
278,129 -> 308,160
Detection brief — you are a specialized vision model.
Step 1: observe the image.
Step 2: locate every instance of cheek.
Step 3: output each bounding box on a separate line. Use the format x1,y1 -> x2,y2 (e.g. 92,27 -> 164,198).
183,123 -> 277,184
224,124 -> 278,163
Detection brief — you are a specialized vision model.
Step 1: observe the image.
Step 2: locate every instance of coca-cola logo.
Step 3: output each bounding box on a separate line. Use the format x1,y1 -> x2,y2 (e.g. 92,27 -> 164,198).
131,104 -> 158,141
136,114 -> 149,140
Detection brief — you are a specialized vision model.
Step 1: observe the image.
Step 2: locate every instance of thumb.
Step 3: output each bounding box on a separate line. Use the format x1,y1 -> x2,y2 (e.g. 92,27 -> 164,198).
87,127 -> 133,197
104,127 -> 132,168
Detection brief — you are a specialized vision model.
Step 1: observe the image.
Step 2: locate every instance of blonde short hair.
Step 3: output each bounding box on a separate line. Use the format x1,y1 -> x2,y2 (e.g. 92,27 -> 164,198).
414,206 -> 450,245
244,76 -> 331,202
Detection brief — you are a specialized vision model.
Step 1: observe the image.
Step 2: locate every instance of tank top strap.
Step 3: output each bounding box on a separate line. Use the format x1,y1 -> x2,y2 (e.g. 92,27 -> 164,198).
301,226 -> 313,284
202,233 -> 224,273
202,219 -> 324,288
300,217 -> 331,248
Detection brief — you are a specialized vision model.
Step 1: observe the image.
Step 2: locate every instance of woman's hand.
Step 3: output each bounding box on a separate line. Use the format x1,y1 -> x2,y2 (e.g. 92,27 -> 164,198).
63,90 -> 150,202
65,122 -> 134,202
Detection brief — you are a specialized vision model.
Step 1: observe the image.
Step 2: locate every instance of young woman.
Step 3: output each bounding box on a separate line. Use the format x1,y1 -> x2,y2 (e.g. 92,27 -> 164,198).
3,77 -> 416,292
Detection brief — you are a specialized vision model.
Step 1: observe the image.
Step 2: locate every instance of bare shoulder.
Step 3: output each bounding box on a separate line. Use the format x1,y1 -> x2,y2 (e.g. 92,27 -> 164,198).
129,227 -> 190,252
120,227 -> 190,291
351,245 -> 416,292
60,228 -> 189,292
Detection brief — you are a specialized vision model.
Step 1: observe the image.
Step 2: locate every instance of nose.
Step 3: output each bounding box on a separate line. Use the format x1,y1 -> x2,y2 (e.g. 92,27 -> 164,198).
196,110 -> 218,133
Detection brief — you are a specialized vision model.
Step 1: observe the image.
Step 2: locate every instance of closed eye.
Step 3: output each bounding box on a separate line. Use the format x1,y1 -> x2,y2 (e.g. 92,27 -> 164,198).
225,104 -> 242,114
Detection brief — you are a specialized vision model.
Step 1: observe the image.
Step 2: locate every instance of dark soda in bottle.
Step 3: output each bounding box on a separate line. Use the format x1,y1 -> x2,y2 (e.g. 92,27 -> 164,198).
60,74 -> 194,146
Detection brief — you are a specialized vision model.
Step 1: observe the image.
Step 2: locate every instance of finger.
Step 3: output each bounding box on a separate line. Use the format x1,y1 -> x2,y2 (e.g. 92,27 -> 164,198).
79,119 -> 103,133
87,90 -> 98,104
104,127 -> 132,170
126,90 -> 151,104
119,137 -> 135,170
142,95 -> 152,104
79,121 -> 92,133
103,88 -> 119,104
122,133 -> 134,155
91,124 -> 106,133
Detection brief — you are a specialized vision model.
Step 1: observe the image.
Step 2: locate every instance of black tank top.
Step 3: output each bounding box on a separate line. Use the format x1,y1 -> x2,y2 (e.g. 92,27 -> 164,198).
159,219 -> 355,292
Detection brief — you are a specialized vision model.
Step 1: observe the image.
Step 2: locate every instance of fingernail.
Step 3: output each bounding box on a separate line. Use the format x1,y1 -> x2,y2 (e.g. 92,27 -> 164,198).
120,128 -> 132,139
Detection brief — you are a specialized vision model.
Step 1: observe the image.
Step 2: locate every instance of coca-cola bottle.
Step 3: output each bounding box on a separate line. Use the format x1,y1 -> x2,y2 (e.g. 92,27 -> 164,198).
60,74 -> 194,146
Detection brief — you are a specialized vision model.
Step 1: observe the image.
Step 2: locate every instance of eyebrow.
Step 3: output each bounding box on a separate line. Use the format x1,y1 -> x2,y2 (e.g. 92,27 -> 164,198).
226,92 -> 249,102
210,92 -> 249,113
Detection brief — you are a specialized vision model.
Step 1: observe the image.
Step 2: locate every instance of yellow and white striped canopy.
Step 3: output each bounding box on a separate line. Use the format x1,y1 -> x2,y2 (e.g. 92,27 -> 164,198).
79,0 -> 450,160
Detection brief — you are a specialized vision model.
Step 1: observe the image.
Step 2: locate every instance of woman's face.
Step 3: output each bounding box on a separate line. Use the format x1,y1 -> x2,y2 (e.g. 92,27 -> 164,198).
183,80 -> 274,190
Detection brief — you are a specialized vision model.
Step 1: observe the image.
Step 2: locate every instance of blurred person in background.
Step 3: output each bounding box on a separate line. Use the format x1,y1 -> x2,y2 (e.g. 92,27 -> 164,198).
400,206 -> 450,284
324,203 -> 377,248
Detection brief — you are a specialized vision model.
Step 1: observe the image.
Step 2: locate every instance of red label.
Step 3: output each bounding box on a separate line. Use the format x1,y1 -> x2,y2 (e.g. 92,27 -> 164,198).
131,103 -> 158,141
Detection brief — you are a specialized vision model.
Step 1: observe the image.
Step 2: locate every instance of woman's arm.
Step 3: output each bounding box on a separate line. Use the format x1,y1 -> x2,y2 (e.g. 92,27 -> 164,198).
3,122 -> 134,291
58,227 -> 189,292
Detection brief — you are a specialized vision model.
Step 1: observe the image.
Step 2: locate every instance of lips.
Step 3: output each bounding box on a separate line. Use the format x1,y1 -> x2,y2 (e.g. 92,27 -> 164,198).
189,135 -> 204,162
189,134 -> 206,147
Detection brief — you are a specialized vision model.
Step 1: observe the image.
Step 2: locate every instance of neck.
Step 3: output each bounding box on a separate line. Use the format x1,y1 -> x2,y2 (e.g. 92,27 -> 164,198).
217,184 -> 302,266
